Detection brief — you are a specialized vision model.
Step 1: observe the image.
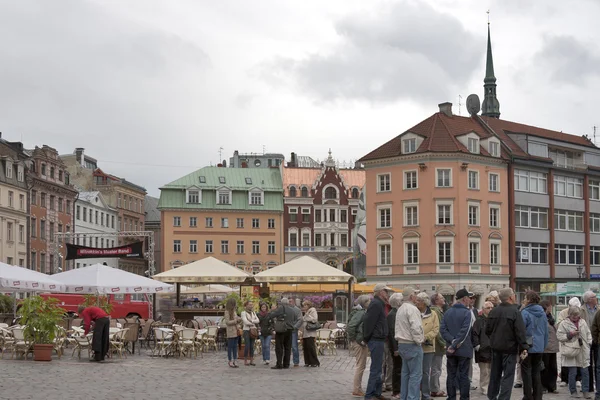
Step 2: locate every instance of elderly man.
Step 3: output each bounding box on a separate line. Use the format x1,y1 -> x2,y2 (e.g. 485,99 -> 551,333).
290,298 -> 303,367
429,293 -> 447,398
78,305 -> 110,362
387,293 -> 404,399
269,297 -> 299,369
473,301 -> 494,396
486,288 -> 529,400
441,289 -> 474,400
347,295 -> 371,397
581,291 -> 598,393
363,283 -> 393,400
395,287 -> 424,400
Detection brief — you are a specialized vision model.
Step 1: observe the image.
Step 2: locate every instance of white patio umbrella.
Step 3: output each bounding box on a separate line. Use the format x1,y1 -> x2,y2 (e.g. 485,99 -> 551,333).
52,263 -> 174,294
181,284 -> 235,295
0,262 -> 65,292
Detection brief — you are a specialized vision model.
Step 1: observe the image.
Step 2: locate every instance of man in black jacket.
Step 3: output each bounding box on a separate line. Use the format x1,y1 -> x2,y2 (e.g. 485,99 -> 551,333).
268,298 -> 299,369
363,283 -> 393,400
472,301 -> 494,396
485,288 -> 529,400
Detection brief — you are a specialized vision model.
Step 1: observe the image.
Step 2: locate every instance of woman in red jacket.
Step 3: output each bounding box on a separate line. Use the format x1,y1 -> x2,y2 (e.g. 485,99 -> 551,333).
78,305 -> 110,362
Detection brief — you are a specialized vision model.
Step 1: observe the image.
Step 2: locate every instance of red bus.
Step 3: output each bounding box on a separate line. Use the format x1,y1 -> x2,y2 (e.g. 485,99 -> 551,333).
38,293 -> 151,319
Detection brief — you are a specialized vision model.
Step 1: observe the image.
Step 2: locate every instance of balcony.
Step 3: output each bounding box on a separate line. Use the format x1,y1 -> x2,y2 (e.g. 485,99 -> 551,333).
314,222 -> 348,230
285,246 -> 353,253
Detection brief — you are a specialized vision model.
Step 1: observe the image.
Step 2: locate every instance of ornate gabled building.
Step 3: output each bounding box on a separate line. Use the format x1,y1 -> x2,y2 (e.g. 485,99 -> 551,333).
283,151 -> 365,271
28,145 -> 77,273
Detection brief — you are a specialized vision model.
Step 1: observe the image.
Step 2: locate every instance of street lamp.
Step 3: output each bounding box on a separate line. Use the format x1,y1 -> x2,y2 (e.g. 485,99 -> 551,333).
576,265 -> 584,281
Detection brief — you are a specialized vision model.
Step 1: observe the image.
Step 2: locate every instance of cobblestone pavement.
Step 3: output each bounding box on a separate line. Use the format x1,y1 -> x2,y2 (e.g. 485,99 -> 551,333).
0,348 -> 570,399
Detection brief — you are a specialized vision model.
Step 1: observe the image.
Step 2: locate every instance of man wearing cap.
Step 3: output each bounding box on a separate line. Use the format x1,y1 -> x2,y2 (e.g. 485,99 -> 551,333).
363,283 -> 393,400
441,289 -> 475,400
395,286 -> 424,400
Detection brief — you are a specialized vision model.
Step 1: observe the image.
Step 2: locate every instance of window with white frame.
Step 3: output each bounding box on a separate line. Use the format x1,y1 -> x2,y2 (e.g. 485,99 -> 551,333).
289,231 -> 298,247
468,170 -> 479,189
403,138 -> 417,154
173,216 -> 181,227
221,240 -> 229,254
302,208 -> 311,223
341,233 -> 348,247
490,241 -> 500,265
404,170 -> 417,189
217,190 -> 230,204
468,137 -> 479,153
378,242 -> 391,265
516,242 -> 548,264
187,189 -> 200,203
468,204 -> 479,226
205,217 -> 213,228
489,173 -> 499,192
378,174 -> 391,192
250,192 -> 262,205
590,180 -> 600,200
218,176 -> 226,184
173,240 -> 181,253
555,244 -> 583,265
252,241 -> 260,254
237,241 -> 245,254
553,175 -> 583,198
268,241 -> 276,254
6,163 -> 12,179
488,141 -> 500,157
378,207 -> 391,228
469,240 -> 480,264
405,241 -> 418,264
190,240 -> 197,253
289,208 -> 298,222
221,217 -> 229,228
549,149 -> 575,168
437,203 -> 452,225
437,240 -> 452,264
489,206 -> 500,228
592,247 -> 600,265
190,217 -> 197,227
514,206 -> 548,229
554,210 -> 583,231
514,169 -> 547,193
252,218 -> 260,228
302,232 -> 310,247
236,218 -> 244,228
591,214 -> 600,233
268,218 -> 275,229
436,169 -> 451,187
404,203 -> 418,226
205,240 -> 213,253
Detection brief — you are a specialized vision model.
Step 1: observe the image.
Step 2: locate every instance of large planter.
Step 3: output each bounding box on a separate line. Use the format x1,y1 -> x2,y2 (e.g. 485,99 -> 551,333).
33,344 -> 53,362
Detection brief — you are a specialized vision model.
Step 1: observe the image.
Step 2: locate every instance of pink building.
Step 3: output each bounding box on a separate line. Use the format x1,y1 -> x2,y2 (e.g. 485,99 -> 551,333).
359,103 -> 510,299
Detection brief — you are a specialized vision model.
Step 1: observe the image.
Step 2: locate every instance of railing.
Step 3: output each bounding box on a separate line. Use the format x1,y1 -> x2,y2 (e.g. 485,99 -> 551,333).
285,246 -> 353,252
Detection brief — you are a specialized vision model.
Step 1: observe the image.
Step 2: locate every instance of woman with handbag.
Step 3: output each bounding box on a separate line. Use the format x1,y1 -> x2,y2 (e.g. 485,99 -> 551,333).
241,300 -> 260,366
301,300 -> 320,367
222,297 -> 242,368
557,306 -> 593,399
258,302 -> 274,365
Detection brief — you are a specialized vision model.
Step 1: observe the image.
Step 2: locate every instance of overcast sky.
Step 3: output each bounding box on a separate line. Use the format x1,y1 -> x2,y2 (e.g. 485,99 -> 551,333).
1,0 -> 598,197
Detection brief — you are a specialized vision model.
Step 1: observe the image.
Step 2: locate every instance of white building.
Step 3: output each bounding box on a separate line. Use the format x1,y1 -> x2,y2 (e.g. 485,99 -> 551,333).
74,191 -> 118,268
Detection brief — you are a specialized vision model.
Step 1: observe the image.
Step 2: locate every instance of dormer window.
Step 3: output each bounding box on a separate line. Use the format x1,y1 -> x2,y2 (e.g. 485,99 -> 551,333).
41,163 -> 46,175
403,138 -> 417,154
468,137 -> 479,153
199,176 -> 206,183
17,166 -> 23,182
249,190 -> 263,205
245,177 -> 252,184
187,189 -> 201,204
6,162 -> 12,179
217,189 -> 231,205
219,176 -> 226,184
58,170 -> 63,181
489,141 -> 500,157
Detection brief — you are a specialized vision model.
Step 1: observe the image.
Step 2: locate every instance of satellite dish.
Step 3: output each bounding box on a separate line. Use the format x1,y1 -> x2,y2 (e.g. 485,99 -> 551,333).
466,94 -> 481,116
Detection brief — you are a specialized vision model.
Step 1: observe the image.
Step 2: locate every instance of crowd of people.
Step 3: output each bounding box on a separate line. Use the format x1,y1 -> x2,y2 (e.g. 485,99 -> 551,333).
346,283 -> 600,400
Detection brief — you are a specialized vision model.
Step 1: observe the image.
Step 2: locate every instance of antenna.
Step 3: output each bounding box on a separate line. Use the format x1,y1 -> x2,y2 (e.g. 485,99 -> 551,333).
218,146 -> 223,162
458,95 -> 463,116
594,126 -> 598,146
262,145 -> 266,154
487,9 -> 490,25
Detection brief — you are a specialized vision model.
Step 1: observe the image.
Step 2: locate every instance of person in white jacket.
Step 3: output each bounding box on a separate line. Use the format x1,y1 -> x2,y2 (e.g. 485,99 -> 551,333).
241,300 -> 260,366
395,287 -> 425,400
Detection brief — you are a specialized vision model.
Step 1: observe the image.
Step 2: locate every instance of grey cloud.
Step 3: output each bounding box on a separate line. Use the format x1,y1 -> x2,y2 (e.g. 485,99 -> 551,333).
256,1 -> 481,104
534,35 -> 600,86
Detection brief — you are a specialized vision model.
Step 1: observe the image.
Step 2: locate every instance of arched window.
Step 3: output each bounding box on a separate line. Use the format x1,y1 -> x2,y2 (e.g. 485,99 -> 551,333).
301,186 -> 309,197
325,187 -> 337,199
289,186 -> 297,197
352,188 -> 359,198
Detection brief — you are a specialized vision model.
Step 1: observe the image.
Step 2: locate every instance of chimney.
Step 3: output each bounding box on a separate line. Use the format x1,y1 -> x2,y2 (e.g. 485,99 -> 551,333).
222,160 -> 227,168
290,152 -> 296,167
75,148 -> 85,166
438,102 -> 453,117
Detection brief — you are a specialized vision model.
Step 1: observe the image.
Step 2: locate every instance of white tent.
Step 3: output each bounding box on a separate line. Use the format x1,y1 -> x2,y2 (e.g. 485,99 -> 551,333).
0,263 -> 65,292
52,263 -> 174,294
181,284 -> 235,295
153,257 -> 251,284
254,256 -> 355,283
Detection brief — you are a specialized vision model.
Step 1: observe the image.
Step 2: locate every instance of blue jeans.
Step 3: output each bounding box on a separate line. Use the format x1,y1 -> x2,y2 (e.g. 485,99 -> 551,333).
292,330 -> 299,365
570,367 -> 589,394
447,356 -> 470,400
398,343 -> 423,400
227,338 -> 238,361
365,340 -> 384,399
243,330 -> 255,359
421,352 -> 434,400
261,335 -> 271,361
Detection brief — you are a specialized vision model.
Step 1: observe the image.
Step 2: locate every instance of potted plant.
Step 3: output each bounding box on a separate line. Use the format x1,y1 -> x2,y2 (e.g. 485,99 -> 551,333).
19,295 -> 65,361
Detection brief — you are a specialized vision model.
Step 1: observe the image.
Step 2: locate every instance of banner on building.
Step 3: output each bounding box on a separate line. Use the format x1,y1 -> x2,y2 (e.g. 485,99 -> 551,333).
66,241 -> 145,260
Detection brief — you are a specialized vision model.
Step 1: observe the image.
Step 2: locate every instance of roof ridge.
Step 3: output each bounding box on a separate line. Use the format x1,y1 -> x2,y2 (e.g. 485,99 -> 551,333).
426,114 -> 438,151
437,114 -> 464,151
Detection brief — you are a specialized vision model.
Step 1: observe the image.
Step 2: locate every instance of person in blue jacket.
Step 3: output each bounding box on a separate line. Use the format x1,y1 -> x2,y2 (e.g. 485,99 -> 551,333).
440,288 -> 474,400
520,290 -> 548,400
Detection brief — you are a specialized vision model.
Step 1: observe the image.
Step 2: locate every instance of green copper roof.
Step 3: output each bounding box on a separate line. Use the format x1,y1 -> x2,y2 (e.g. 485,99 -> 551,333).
158,166 -> 283,212
485,25 -> 496,83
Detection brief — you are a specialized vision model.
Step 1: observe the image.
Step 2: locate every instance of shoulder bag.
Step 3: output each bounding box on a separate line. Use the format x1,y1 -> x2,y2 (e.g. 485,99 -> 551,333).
306,321 -> 321,331
248,312 -> 259,339
274,306 -> 288,333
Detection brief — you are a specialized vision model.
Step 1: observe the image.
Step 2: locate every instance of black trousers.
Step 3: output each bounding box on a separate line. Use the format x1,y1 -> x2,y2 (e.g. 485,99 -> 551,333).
541,353 -> 557,391
302,337 -> 319,366
488,351 -> 517,400
391,352 -> 403,395
521,352 -> 543,400
92,317 -> 110,361
275,330 -> 292,368
589,343 -> 598,392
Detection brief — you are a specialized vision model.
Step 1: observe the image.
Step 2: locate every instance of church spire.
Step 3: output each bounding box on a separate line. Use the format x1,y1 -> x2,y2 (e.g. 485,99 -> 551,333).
481,20 -> 500,118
